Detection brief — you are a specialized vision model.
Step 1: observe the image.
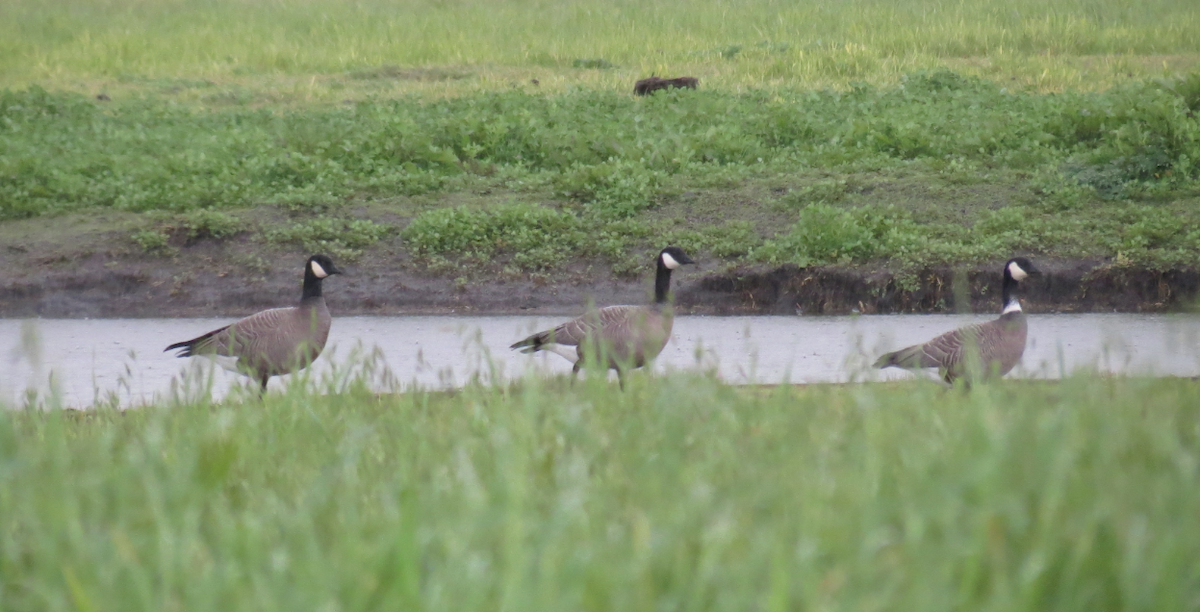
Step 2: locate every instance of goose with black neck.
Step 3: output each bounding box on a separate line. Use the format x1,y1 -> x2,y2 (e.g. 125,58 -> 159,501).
165,254 -> 343,393
874,257 -> 1040,384
510,246 -> 695,388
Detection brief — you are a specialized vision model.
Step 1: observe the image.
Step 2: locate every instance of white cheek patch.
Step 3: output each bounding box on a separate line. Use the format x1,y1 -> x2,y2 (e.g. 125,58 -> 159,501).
661,252 -> 681,270
310,260 -> 328,278
1007,261 -> 1028,281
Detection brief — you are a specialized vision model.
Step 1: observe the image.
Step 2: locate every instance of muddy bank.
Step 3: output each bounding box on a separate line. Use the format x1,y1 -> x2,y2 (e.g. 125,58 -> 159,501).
689,260 -> 1200,315
5,163 -> 1200,320
1,252 -> 1196,318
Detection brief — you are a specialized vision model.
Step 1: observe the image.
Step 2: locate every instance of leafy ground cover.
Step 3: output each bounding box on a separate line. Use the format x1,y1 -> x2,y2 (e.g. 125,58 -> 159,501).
7,72 -> 1200,220
3,371 -> 1199,611
4,72 -> 1200,276
3,0 -> 1200,303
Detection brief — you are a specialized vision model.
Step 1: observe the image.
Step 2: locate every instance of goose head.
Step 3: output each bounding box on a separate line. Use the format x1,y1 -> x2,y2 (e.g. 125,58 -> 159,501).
659,246 -> 695,270
1004,257 -> 1039,282
306,254 -> 343,280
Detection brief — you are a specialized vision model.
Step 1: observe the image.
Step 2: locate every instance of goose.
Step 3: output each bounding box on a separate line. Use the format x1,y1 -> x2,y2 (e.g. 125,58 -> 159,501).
874,257 -> 1040,384
165,254 -> 342,392
510,246 -> 695,388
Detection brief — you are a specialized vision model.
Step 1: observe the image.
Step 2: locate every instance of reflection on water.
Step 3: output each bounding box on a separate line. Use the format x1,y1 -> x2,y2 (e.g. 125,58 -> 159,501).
3,314 -> 1200,408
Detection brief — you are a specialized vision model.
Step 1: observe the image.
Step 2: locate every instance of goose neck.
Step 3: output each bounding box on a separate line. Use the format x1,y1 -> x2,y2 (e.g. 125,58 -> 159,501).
302,273 -> 324,300
654,262 -> 673,305
1000,273 -> 1020,314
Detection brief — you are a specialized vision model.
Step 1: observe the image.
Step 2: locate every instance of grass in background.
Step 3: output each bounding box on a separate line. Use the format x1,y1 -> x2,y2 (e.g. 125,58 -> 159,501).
2,0 -> 1199,96
2,372 -> 1199,610
3,0 -> 1200,278
4,72 -> 1200,273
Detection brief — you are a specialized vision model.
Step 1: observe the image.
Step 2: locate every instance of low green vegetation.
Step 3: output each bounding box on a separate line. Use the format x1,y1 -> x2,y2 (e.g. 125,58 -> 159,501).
3,372 -> 1199,610
403,203 -> 585,273
3,0 -> 1200,282
751,201 -> 1200,270
6,72 -> 1200,222
129,209 -> 244,254
175,209 -> 243,242
264,217 -> 394,261
4,71 -> 1200,274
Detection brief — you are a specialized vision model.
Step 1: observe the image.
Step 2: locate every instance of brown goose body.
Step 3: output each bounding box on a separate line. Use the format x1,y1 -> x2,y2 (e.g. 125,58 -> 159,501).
513,304 -> 675,370
874,257 -> 1039,384
510,247 -> 694,386
874,312 -> 1027,383
166,255 -> 341,391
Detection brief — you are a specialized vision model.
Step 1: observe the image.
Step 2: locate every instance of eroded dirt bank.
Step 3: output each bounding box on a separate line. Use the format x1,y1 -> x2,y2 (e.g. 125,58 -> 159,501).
2,252 -> 1196,318
690,260 -> 1200,316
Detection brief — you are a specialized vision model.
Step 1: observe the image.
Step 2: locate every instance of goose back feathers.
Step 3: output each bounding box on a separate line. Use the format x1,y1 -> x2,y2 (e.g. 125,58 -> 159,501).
512,304 -> 675,370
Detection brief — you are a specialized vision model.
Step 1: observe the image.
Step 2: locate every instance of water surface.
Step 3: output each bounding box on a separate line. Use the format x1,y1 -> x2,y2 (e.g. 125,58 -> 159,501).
3,314 -> 1199,407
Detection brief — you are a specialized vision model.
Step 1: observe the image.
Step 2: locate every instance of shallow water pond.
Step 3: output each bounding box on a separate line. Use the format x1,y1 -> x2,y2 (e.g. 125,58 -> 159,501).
3,314 -> 1200,407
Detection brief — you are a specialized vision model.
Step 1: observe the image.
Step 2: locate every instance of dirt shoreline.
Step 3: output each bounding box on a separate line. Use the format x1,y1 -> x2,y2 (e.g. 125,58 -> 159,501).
2,252 -> 1196,319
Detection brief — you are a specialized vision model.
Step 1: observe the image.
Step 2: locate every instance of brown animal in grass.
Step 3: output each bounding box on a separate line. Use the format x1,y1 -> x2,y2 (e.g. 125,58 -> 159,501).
634,76 -> 699,96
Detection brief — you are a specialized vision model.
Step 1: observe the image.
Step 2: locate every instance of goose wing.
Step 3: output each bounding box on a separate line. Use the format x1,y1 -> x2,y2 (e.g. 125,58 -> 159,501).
166,307 -> 295,358
875,321 -> 986,370
230,307 -> 306,362
875,316 -> 1026,377
510,305 -> 642,352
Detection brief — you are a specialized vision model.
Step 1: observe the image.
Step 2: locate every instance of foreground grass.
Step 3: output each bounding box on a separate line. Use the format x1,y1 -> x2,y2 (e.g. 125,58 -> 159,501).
2,374 -> 1199,610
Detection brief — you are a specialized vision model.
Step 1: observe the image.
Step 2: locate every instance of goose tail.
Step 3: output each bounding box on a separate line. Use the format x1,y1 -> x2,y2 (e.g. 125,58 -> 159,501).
164,325 -> 228,357
509,332 -> 547,354
874,345 -> 925,369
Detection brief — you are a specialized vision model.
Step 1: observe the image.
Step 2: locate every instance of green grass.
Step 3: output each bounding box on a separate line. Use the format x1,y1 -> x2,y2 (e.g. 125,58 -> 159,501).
2,0 -> 1199,95
9,70 -> 1200,224
4,0 -> 1200,280
4,72 -> 1200,273
3,372 -> 1200,610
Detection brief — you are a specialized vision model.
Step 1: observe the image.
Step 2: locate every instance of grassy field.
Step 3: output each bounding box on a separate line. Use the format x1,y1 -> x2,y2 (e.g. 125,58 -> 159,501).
3,0 -> 1199,96
3,0 -> 1200,278
3,372 -> 1200,610
4,74 -> 1200,276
